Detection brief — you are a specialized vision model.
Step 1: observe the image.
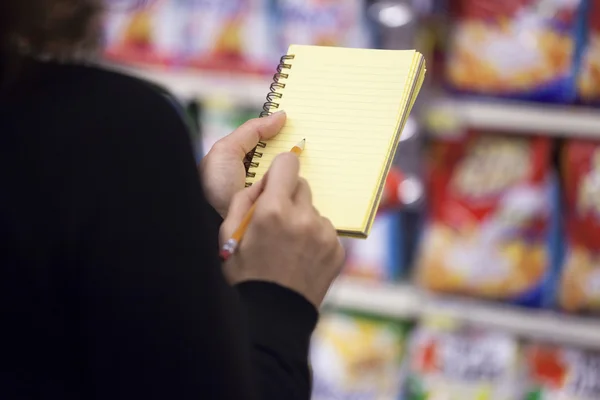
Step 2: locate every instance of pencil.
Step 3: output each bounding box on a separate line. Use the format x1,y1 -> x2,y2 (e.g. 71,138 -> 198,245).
220,138 -> 306,261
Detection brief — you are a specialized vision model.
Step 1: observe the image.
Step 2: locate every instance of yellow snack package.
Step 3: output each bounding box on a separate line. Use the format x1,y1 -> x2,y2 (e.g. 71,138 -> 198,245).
310,311 -> 407,399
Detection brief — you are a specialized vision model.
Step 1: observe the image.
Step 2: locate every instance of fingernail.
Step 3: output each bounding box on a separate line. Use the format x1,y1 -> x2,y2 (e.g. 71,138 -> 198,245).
271,110 -> 286,116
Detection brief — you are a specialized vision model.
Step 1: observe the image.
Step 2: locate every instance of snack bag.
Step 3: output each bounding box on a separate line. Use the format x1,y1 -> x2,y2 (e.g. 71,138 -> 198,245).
342,211 -> 402,282
523,343 -> 600,400
578,0 -> 600,103
185,0 -> 275,74
559,140 -> 600,313
404,319 -> 520,400
310,311 -> 407,400
272,0 -> 374,54
446,0 -> 586,102
104,0 -> 188,66
416,133 -> 560,307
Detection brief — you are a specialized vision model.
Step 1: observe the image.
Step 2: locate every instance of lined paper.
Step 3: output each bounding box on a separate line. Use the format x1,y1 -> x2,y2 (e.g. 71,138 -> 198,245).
246,45 -> 425,237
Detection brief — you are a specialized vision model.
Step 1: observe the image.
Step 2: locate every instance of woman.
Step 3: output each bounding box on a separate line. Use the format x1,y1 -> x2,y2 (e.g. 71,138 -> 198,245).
0,1 -> 345,399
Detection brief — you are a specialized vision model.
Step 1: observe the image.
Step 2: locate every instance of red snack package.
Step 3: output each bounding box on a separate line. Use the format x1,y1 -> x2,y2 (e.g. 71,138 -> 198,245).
559,140 -> 600,313
523,343 -> 600,399
578,0 -> 600,103
416,132 -> 555,307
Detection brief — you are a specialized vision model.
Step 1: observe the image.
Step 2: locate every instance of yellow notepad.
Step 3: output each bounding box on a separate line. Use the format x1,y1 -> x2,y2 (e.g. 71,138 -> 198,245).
245,45 -> 426,238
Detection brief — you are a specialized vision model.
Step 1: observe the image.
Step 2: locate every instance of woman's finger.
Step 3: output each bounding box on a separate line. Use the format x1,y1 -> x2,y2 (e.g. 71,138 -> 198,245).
263,152 -> 300,200
293,178 -> 312,206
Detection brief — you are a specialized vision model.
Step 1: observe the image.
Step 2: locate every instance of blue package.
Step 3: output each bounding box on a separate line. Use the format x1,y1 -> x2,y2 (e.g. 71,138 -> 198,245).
342,210 -> 404,282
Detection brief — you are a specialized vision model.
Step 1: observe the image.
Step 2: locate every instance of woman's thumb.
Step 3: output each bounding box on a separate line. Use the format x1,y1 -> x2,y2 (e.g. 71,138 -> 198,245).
219,180 -> 265,244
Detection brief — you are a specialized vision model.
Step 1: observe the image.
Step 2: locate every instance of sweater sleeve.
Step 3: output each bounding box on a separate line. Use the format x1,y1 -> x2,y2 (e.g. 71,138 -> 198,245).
59,74 -> 318,400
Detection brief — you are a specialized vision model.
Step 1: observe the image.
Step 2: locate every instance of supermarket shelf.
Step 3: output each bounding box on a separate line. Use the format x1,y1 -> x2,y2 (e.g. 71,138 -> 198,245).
105,63 -> 270,105
428,98 -> 600,138
326,277 -> 600,350
108,65 -> 600,139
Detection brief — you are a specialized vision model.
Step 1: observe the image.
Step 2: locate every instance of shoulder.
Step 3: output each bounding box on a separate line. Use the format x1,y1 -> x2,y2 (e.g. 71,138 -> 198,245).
43,63 -> 183,122
27,62 -> 192,148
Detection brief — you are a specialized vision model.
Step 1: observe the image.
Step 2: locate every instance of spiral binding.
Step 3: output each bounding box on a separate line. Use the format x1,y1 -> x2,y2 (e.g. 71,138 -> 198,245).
245,54 -> 295,187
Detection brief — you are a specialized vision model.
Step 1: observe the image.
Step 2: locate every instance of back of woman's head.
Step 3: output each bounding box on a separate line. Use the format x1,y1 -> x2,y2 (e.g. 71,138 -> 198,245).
0,0 -> 103,91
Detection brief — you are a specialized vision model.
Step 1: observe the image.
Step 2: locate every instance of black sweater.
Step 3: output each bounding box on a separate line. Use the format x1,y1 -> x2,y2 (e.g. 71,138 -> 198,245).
0,61 -> 317,399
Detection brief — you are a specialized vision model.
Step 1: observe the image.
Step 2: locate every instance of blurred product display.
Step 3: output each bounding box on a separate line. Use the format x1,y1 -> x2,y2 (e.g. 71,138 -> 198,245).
100,1 -> 600,398
404,318 -> 521,400
310,310 -> 408,400
523,342 -> 600,400
185,0 -> 274,74
197,97 -> 256,156
416,132 -> 561,308
104,0 -> 377,74
578,0 -> 600,104
445,0 -> 587,103
311,314 -> 600,400
559,139 -> 600,314
104,0 -> 277,74
341,211 -> 405,282
273,0 -> 376,51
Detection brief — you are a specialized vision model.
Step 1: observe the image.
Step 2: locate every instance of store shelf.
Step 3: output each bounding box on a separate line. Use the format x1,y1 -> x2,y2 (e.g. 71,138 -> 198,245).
326,277 -> 600,350
428,98 -> 600,138
105,63 -> 270,105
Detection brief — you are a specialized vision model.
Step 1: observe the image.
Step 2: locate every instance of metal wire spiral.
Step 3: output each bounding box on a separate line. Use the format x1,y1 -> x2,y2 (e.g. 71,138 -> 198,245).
245,54 -> 295,184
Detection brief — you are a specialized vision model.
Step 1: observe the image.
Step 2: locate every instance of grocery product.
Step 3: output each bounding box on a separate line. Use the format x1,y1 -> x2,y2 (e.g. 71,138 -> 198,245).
104,0 -> 188,66
404,319 -> 520,400
446,0 -> 587,102
416,133 -> 561,307
523,343 -> 600,400
199,98 -> 256,157
559,140 -> 600,313
271,0 -> 375,54
310,311 -> 407,400
186,0 -> 276,74
578,0 -> 600,103
342,211 -> 402,282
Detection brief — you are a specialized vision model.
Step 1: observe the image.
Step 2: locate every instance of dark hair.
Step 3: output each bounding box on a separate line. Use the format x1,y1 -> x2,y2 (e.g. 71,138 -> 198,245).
0,0 -> 104,91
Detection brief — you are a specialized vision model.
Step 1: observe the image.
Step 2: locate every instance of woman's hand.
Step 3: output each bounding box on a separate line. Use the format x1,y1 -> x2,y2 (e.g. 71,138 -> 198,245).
220,152 -> 345,308
200,111 -> 286,218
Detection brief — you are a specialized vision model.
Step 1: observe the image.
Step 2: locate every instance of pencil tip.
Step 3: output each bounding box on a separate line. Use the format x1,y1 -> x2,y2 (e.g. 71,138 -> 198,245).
298,138 -> 306,149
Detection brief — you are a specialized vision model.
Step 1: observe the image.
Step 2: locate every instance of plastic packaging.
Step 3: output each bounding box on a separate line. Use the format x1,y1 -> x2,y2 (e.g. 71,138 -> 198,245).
578,0 -> 600,103
523,343 -> 600,400
104,0 -> 189,66
342,211 -> 403,282
416,132 -> 561,307
310,311 -> 407,400
271,0 -> 375,54
559,139 -> 600,313
446,0 -> 587,103
185,0 -> 275,74
404,319 -> 520,400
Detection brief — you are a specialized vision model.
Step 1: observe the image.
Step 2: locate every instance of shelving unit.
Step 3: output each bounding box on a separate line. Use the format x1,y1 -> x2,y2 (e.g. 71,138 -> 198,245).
327,277 -> 600,350
106,64 -> 269,106
428,98 -> 600,138
110,65 -> 600,138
